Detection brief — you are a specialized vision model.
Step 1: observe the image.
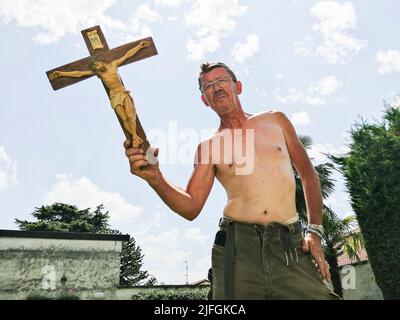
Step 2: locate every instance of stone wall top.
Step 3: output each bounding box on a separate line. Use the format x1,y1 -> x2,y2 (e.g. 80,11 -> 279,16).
0,229 -> 129,242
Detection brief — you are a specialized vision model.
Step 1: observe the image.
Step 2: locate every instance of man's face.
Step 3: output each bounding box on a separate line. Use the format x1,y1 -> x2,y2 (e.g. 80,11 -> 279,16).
200,67 -> 242,114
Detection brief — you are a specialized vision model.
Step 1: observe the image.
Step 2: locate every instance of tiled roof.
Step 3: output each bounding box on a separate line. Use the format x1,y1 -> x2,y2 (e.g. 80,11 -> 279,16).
337,248 -> 369,267
190,279 -> 210,286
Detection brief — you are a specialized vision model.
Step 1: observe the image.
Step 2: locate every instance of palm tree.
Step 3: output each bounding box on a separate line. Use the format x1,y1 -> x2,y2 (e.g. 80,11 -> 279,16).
322,209 -> 363,297
339,219 -> 365,261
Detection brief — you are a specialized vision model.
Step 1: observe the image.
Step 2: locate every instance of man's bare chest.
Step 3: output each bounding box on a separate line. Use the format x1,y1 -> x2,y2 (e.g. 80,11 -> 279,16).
211,122 -> 290,177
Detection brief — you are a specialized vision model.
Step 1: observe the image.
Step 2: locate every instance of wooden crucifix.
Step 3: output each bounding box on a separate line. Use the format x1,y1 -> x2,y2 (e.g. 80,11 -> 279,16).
46,25 -> 158,153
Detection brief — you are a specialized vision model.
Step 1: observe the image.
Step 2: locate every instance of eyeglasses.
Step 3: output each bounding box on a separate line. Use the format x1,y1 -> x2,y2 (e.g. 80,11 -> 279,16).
201,76 -> 232,93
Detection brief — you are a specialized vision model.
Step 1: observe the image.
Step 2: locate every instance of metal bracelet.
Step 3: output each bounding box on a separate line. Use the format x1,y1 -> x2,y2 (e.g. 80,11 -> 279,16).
306,228 -> 323,239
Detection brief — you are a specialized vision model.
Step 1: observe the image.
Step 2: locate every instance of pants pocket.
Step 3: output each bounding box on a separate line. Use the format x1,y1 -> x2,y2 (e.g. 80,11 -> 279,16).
214,230 -> 226,247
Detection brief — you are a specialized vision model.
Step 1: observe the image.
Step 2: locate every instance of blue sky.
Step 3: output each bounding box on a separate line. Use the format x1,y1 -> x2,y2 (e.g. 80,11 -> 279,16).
0,0 -> 399,284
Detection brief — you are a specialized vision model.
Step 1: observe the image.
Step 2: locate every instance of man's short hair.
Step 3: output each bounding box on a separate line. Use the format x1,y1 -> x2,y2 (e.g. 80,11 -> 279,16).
198,62 -> 237,92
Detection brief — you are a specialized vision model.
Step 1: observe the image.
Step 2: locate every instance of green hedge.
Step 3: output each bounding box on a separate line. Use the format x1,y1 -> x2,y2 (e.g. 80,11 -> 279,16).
132,288 -> 209,300
332,105 -> 400,299
26,292 -> 80,300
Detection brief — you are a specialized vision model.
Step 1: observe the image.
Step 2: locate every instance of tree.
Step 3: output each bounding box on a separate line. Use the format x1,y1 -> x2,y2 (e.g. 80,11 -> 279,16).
15,203 -> 109,233
15,203 -> 156,287
331,104 -> 400,299
106,228 -> 156,286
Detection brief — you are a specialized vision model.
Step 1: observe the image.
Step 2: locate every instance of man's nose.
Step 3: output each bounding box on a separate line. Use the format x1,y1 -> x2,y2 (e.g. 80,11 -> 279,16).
213,86 -> 223,94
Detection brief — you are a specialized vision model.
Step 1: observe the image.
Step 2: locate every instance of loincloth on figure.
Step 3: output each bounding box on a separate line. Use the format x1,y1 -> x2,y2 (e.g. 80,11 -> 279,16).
109,91 -> 132,110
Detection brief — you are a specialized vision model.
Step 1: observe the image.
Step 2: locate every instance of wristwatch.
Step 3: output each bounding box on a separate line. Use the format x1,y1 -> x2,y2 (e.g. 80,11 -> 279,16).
306,224 -> 324,239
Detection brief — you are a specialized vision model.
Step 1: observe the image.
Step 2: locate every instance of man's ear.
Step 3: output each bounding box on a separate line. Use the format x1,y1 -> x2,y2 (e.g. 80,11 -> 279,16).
201,95 -> 210,107
236,81 -> 243,95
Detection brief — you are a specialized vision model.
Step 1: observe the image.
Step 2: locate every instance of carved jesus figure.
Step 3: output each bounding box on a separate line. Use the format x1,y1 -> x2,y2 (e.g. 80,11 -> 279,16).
49,40 -> 151,148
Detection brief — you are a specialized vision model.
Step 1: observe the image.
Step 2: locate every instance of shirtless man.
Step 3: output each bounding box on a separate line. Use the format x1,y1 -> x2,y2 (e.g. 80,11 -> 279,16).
124,62 -> 338,300
49,40 -> 151,148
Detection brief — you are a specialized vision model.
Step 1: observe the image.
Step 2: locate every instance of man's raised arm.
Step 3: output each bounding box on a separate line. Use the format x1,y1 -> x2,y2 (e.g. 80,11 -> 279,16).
124,140 -> 215,221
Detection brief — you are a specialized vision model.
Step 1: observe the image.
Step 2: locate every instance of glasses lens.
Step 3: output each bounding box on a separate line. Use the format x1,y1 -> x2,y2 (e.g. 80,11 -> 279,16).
203,77 -> 231,93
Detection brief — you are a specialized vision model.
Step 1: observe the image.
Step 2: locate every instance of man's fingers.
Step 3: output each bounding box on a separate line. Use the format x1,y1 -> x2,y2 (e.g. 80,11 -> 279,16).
314,257 -> 330,281
124,140 -> 132,149
126,148 -> 144,157
323,261 -> 330,281
131,160 -> 149,172
316,258 -> 326,280
325,261 -> 332,282
305,236 -> 331,281
129,155 -> 147,163
302,240 -> 310,253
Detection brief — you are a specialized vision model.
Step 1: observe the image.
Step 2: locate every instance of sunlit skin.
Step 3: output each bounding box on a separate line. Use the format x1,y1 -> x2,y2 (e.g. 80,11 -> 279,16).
200,68 -> 297,225
124,67 -> 331,281
49,41 -> 151,147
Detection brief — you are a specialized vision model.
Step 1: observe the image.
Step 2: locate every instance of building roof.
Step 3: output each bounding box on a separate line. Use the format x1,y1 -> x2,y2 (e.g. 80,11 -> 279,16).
337,248 -> 369,267
190,279 -> 210,286
0,229 -> 130,242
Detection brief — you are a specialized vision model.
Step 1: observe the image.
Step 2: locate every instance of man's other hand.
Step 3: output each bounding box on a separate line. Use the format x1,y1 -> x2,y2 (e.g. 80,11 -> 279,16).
302,233 -> 331,282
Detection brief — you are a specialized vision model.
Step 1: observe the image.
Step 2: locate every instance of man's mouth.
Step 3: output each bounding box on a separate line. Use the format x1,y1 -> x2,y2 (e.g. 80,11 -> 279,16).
214,93 -> 227,102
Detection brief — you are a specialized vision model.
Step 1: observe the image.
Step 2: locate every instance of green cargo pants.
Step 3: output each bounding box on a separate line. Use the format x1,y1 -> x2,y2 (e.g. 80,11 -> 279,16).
211,217 -> 340,300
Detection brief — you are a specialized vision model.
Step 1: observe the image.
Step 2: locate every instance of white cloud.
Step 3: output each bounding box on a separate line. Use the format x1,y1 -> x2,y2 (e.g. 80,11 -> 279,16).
294,39 -> 314,57
274,87 -> 305,105
303,96 -> 326,106
394,95 -> 400,108
324,194 -> 337,208
377,50 -> 400,74
274,75 -> 342,106
184,228 -> 209,243
185,0 -> 247,61
255,88 -> 267,98
43,174 -> 143,230
309,75 -> 342,96
231,34 -> 260,63
134,227 -> 210,284
129,4 -> 163,39
0,0 -> 162,45
307,143 -> 349,165
294,1 -> 367,64
0,0 -> 117,44
186,35 -> 220,62
155,0 -> 185,7
291,111 -> 311,126
136,228 -> 188,284
275,73 -> 284,80
0,146 -> 17,191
